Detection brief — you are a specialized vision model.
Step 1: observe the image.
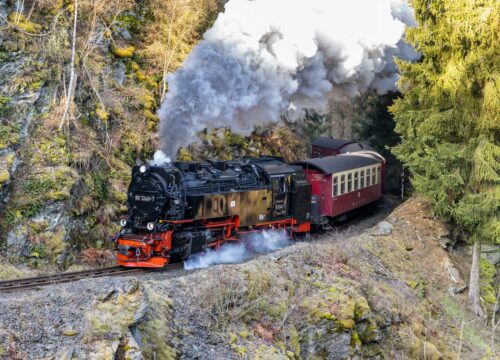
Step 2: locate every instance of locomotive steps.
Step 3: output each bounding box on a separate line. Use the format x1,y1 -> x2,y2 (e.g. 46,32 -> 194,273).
0,197 -> 496,359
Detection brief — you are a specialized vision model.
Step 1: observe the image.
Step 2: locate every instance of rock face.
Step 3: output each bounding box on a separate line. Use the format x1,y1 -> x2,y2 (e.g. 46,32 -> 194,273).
0,277 -> 172,359
0,0 -> 310,272
481,244 -> 500,266
0,197 -> 496,359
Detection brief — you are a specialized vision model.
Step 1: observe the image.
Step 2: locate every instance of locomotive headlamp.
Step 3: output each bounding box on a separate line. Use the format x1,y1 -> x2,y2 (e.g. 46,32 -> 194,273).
147,222 -> 155,231
139,165 -> 147,173
120,219 -> 127,227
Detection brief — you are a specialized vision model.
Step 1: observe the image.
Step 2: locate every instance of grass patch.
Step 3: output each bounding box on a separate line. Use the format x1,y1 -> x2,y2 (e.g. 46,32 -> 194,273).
480,258 -> 497,305
0,123 -> 20,150
7,12 -> 42,33
441,295 -> 463,320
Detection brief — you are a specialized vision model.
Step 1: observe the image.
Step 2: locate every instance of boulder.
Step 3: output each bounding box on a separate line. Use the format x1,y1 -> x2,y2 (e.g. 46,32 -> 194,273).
446,266 -> 462,284
373,221 -> 393,236
448,285 -> 467,295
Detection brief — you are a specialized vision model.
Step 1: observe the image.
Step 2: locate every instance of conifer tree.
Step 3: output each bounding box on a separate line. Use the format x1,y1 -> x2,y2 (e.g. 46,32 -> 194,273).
391,0 -> 499,316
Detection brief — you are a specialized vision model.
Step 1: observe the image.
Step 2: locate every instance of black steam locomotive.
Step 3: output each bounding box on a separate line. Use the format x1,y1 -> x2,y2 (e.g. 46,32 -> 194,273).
116,157 -> 312,267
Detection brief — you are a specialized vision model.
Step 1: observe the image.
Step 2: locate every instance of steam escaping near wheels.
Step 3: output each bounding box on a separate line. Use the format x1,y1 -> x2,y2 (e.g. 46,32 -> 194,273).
157,0 -> 419,159
183,230 -> 291,270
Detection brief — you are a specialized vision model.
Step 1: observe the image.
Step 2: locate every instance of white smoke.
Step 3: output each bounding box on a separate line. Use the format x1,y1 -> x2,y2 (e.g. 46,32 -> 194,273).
158,0 -> 419,158
184,230 -> 290,270
149,150 -> 171,166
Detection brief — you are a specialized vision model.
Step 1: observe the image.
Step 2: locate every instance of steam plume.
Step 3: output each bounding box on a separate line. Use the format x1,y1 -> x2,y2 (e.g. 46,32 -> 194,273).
158,0 -> 419,158
149,150 -> 171,166
184,230 -> 290,270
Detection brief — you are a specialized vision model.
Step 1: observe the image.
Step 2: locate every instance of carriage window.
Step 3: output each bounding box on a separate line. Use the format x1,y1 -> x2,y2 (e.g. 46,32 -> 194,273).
354,171 -> 359,190
372,167 -> 376,184
377,166 -> 381,183
347,173 -> 352,192
333,176 -> 338,196
366,169 -> 371,186
340,175 -> 346,194
360,170 -> 365,188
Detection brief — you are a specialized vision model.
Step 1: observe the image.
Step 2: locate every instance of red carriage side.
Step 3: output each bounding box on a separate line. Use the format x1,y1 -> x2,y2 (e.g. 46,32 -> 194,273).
295,153 -> 385,221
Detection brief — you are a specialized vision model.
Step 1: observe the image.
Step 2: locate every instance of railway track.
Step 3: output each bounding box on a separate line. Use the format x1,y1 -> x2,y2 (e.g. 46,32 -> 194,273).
0,266 -> 146,293
0,200 -> 393,294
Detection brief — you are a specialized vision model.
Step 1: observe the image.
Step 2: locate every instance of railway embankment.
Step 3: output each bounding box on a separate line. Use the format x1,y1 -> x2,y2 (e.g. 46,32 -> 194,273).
0,196 -> 498,359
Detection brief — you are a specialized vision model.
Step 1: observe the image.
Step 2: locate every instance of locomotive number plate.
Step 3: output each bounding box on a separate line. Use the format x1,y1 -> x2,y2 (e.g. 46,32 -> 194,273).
134,194 -> 155,202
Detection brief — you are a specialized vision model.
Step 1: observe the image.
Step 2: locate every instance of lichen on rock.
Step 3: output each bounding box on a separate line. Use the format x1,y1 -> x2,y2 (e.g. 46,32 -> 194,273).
109,44 -> 136,58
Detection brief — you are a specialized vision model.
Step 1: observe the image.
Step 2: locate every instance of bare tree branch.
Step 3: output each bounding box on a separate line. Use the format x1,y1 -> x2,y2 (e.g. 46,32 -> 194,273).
59,0 -> 79,131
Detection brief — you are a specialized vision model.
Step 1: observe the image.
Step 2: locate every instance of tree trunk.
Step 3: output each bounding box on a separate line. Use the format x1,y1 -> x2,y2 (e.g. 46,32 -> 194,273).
59,0 -> 78,131
468,237 -> 484,317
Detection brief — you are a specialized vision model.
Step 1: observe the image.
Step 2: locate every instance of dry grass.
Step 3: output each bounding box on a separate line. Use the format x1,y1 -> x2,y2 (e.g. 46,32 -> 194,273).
185,197 -> 499,359
197,268 -> 279,330
80,248 -> 114,267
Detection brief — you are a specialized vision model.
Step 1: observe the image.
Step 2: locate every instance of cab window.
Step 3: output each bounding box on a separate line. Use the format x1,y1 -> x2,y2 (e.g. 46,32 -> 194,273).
272,177 -> 287,193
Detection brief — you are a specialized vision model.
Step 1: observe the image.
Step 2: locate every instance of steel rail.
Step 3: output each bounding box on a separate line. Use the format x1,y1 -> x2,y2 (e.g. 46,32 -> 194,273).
0,201 -> 383,294
0,266 -> 145,293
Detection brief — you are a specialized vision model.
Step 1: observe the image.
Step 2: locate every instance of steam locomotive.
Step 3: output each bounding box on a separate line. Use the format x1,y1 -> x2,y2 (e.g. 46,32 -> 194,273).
114,138 -> 385,268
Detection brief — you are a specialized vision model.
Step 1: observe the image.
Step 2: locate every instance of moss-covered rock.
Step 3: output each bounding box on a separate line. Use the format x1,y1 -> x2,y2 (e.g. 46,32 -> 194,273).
0,123 -> 20,150
109,44 -> 135,58
0,95 -> 10,115
480,258 -> 497,306
7,12 -> 42,33
356,319 -> 381,344
21,166 -> 79,205
86,281 -> 142,340
0,170 -> 10,184
135,286 -> 178,359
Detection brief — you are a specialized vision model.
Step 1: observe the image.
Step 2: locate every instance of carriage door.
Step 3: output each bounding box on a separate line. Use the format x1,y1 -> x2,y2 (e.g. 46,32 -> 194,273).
271,175 -> 291,219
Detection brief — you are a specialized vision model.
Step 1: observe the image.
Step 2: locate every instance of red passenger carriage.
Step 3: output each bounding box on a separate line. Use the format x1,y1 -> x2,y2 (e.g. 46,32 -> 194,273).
295,152 -> 385,222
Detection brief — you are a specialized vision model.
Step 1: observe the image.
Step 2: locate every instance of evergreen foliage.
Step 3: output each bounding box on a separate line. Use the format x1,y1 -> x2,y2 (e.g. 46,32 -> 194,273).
391,0 -> 499,245
353,93 -> 400,164
353,93 -> 404,194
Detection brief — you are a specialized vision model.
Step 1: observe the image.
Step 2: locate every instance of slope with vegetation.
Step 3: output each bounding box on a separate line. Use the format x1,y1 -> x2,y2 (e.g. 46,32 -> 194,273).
0,0 -> 312,270
0,0 -> 224,267
0,197 -> 497,359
